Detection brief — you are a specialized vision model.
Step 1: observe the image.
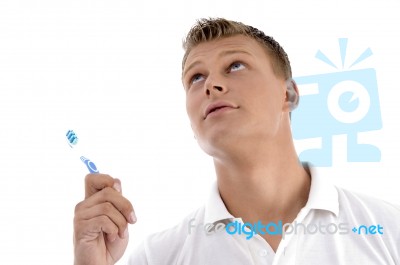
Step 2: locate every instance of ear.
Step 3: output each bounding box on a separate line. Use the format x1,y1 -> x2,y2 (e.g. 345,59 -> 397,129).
285,78 -> 300,112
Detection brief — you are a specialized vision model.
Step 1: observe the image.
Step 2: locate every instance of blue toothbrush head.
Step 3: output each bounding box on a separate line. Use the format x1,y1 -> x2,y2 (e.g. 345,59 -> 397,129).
66,130 -> 79,147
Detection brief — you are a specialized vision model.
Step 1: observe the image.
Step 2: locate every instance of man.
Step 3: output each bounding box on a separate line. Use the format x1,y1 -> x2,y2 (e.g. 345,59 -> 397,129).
74,18 -> 400,265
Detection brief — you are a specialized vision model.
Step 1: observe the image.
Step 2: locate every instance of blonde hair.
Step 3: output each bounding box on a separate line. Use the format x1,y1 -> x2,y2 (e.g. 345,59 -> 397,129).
182,18 -> 292,80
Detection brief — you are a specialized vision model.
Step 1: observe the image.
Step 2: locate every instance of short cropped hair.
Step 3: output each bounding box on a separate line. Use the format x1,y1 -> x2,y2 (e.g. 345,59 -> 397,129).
182,18 -> 292,80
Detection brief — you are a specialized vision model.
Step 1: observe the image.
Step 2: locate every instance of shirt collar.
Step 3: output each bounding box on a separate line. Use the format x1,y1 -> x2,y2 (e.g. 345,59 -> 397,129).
204,164 -> 339,224
303,164 -> 339,216
204,181 -> 234,224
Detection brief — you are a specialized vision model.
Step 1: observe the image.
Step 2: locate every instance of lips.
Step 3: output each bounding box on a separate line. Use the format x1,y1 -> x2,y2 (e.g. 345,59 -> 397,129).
204,101 -> 238,119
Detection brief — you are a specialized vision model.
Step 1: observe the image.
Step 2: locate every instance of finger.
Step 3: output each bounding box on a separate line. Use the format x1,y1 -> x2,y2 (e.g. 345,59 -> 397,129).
76,187 -> 136,224
75,215 -> 119,242
76,202 -> 129,238
113,178 -> 122,193
84,173 -> 115,199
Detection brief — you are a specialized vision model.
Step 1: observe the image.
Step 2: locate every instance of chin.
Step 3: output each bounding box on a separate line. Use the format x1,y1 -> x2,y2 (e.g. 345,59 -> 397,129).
197,133 -> 239,158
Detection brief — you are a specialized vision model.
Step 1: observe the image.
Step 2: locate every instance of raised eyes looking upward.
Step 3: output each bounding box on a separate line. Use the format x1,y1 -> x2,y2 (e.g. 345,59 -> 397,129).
185,61 -> 247,90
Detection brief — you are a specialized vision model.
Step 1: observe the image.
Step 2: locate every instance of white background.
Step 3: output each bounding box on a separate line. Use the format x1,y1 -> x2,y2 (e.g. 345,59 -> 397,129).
1,0 -> 399,264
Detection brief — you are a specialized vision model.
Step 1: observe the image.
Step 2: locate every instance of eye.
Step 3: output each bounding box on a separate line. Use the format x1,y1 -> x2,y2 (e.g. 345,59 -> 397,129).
190,74 -> 205,85
229,62 -> 245,72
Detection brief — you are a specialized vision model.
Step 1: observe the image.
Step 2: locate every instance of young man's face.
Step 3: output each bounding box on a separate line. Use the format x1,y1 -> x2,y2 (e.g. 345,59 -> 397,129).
182,35 -> 290,156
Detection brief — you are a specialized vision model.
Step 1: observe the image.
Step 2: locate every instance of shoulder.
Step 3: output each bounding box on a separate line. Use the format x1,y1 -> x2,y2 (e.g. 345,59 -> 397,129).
128,206 -> 206,264
336,186 -> 400,219
335,186 -> 400,243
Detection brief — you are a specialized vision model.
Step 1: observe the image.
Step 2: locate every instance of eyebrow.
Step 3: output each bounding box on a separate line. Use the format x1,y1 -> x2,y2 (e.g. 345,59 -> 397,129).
182,49 -> 252,78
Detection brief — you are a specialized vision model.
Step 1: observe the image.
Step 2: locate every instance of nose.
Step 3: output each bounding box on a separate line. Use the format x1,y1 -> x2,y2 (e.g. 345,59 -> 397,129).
204,75 -> 227,96
205,85 -> 225,96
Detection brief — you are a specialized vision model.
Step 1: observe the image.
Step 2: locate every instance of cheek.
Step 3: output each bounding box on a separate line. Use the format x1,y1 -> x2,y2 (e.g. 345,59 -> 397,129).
185,93 -> 201,122
243,83 -> 283,117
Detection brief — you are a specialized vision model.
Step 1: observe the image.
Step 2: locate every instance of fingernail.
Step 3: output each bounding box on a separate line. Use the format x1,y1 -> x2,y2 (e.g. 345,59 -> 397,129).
124,227 -> 129,238
113,182 -> 121,192
130,211 -> 137,224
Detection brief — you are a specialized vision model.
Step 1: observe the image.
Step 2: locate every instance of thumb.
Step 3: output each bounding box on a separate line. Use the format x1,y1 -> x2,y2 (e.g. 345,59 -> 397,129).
84,173 -> 115,199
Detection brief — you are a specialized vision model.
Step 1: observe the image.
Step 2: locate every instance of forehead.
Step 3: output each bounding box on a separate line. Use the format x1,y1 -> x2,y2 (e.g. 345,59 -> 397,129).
183,35 -> 269,70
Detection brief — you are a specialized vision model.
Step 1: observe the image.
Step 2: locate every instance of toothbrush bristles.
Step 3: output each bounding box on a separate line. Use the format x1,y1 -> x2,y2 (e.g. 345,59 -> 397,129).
66,130 -> 79,146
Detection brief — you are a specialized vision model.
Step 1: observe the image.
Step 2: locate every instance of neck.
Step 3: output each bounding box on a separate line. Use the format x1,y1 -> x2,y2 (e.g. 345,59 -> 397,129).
214,132 -> 311,225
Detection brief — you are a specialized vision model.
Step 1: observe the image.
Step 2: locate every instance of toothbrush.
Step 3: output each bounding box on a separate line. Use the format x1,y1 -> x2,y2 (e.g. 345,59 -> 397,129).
66,130 -> 99,174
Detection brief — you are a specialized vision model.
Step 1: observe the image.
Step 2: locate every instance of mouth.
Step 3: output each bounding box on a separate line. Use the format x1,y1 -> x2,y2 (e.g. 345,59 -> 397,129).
204,101 -> 238,119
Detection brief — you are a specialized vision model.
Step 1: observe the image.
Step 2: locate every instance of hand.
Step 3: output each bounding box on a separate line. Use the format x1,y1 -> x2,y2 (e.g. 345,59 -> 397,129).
73,174 -> 136,265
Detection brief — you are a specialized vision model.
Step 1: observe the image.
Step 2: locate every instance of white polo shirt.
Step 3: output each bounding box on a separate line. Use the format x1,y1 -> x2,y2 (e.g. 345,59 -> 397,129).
128,169 -> 400,264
